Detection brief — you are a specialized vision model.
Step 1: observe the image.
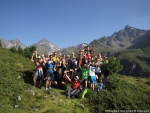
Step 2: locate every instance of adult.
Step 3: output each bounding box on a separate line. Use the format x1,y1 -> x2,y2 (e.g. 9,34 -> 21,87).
31,51 -> 44,88
45,55 -> 55,90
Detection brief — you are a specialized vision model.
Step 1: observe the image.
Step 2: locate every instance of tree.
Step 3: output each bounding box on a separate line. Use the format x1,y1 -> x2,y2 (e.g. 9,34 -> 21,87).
107,56 -> 123,76
23,47 -> 31,59
10,46 -> 17,53
28,46 -> 36,53
18,46 -> 24,56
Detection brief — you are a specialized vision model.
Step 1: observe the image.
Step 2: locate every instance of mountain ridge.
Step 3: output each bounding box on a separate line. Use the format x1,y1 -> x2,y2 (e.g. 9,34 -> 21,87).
0,25 -> 149,55
0,38 -> 26,49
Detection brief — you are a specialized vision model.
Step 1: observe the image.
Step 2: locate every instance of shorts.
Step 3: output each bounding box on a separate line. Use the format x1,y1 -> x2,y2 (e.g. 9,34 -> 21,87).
89,76 -> 97,84
46,71 -> 55,81
34,69 -> 44,80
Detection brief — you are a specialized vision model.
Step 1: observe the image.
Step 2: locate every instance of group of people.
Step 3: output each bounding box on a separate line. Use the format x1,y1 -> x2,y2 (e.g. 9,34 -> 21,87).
31,45 -> 110,98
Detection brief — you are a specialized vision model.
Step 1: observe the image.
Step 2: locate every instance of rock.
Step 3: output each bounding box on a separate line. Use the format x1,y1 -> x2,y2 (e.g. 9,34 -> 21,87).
80,104 -> 84,108
18,96 -> 21,100
44,96 -> 48,100
30,90 -> 35,96
14,105 -> 20,108
33,107 -> 40,112
17,76 -> 21,79
26,88 -> 35,96
14,105 -> 24,109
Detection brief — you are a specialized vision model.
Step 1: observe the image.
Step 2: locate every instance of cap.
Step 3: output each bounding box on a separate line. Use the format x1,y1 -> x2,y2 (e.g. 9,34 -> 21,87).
74,76 -> 79,80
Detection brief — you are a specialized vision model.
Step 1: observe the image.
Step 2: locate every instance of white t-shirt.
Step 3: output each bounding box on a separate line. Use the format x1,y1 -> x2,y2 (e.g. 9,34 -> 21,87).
89,65 -> 96,76
95,63 -> 101,73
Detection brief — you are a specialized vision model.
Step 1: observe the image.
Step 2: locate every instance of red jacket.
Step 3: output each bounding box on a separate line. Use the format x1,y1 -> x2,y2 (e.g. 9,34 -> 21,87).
86,54 -> 92,61
71,81 -> 81,89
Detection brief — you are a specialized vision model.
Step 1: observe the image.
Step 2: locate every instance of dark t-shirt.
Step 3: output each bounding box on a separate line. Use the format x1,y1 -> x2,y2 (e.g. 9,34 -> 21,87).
55,72 -> 63,81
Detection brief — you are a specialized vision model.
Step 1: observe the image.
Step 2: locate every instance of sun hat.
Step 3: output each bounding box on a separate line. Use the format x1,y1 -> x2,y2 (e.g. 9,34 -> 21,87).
74,76 -> 79,80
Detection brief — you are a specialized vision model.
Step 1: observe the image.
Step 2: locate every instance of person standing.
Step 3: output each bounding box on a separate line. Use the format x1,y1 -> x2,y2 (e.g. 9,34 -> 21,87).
31,51 -> 44,88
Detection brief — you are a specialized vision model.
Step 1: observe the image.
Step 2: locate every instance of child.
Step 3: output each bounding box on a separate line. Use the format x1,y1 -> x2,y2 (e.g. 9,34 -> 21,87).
89,60 -> 97,91
95,78 -> 105,92
79,63 -> 89,89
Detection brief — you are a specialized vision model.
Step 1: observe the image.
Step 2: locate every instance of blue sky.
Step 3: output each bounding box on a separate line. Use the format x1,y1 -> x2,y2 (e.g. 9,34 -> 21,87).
0,0 -> 150,48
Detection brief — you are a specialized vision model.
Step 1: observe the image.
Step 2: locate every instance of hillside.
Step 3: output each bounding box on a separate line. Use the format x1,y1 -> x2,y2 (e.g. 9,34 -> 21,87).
0,47 -> 150,113
0,48 -> 90,113
128,30 -> 150,52
118,49 -> 150,77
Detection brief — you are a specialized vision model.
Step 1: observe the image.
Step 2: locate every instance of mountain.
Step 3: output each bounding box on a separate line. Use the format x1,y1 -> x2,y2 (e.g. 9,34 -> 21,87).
32,38 -> 60,55
57,43 -> 88,55
128,30 -> 150,52
89,25 -> 147,52
76,43 -> 88,49
0,38 -> 26,49
58,25 -> 148,55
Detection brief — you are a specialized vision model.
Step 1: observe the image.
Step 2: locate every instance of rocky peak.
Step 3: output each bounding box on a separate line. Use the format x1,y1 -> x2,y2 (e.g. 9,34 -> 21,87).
39,38 -> 49,43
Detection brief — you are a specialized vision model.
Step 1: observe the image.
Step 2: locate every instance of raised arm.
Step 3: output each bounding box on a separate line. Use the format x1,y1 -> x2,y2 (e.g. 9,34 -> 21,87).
81,44 -> 85,56
34,51 -> 38,58
31,52 -> 35,62
76,49 -> 80,55
64,70 -> 72,82
92,45 -> 95,56
71,52 -> 75,59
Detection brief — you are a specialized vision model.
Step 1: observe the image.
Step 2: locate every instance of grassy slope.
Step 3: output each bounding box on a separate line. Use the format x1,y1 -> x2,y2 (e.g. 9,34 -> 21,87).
86,75 -> 150,112
0,48 -> 150,113
0,48 -> 90,113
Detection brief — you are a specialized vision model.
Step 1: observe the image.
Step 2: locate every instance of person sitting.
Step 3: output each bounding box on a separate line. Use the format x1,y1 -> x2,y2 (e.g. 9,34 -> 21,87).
66,75 -> 87,99
61,70 -> 71,89
95,78 -> 105,92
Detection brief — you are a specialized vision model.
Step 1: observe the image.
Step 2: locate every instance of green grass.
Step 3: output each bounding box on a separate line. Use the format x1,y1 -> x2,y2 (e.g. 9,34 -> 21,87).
0,48 -> 90,113
0,47 -> 150,113
86,75 -> 150,112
